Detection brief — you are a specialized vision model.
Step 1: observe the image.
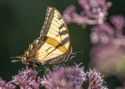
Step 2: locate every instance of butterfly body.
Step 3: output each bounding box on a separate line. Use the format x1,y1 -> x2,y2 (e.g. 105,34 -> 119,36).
12,7 -> 74,66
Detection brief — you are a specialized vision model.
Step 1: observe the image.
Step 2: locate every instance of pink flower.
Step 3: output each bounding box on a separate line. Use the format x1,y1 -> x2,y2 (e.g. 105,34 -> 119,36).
63,0 -> 112,26
11,67 -> 41,89
0,66 -> 108,89
88,69 -> 107,89
110,15 -> 125,30
0,78 -> 16,89
41,64 -> 86,89
90,15 -> 125,77
41,64 -> 108,89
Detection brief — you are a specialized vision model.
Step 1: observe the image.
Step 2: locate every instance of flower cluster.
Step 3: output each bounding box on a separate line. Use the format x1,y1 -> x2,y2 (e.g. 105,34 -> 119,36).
63,0 -> 125,88
90,15 -> 125,45
63,0 -> 112,26
0,78 -> 16,89
88,69 -> 107,89
63,0 -> 125,80
0,67 -> 42,89
0,65 -> 107,89
41,65 -> 86,89
90,15 -> 125,77
11,67 -> 42,89
41,65 -> 107,89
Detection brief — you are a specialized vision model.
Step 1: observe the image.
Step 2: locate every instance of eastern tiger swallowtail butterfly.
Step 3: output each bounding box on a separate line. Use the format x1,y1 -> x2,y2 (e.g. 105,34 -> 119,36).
11,7 -> 75,67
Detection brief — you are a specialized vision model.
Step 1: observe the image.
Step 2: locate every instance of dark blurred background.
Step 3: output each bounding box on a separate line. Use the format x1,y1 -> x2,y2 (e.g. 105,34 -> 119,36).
0,0 -> 125,89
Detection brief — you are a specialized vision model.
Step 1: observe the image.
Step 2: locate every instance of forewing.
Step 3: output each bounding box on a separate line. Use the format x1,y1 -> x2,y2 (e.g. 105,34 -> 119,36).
41,7 -> 70,50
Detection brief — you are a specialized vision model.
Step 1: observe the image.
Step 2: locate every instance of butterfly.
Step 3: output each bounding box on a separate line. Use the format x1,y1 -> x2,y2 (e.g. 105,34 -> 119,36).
11,7 -> 75,67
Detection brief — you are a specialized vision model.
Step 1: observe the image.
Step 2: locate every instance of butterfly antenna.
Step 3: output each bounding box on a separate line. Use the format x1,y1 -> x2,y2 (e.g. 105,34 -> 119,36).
10,56 -> 22,63
74,50 -> 84,55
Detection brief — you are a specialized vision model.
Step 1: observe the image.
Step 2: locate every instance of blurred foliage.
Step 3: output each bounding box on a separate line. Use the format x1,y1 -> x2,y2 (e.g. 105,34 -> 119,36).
0,0 -> 125,89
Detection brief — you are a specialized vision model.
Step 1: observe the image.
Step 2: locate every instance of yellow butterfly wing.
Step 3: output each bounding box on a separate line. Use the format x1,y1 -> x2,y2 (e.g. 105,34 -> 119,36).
12,7 -> 73,66
34,7 -> 72,64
